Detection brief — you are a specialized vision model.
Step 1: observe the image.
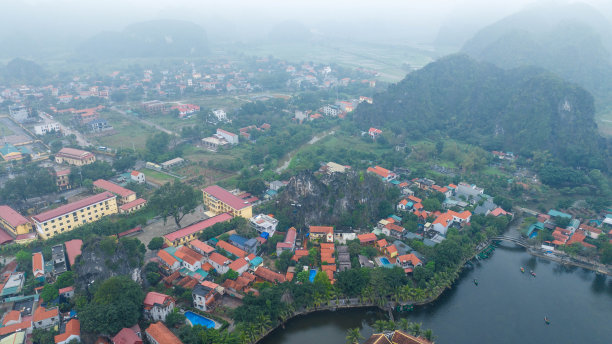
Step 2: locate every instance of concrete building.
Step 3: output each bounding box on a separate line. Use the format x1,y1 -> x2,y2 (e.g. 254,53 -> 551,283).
54,169 -> 71,191
54,318 -> 80,344
163,213 -> 232,247
143,292 -> 175,322
55,148 -> 96,166
34,122 -> 60,135
249,214 -> 278,236
32,192 -> 118,239
32,304 -> 59,329
216,129 -> 239,145
0,205 -> 32,236
93,179 -> 136,204
130,170 -> 145,184
192,284 -> 216,312
202,186 -> 252,218
119,198 -> 147,214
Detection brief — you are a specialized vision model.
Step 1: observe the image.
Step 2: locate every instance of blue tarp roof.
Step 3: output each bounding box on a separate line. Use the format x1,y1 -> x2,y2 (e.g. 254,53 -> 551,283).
229,234 -> 248,247
548,210 -> 572,219
249,256 -> 263,267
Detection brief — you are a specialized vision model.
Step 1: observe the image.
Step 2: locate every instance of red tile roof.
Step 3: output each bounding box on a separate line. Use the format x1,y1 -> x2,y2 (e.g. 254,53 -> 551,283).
216,240 -> 246,258
93,179 -> 135,198
309,226 -> 333,234
112,328 -> 143,344
367,166 -> 393,178
120,198 -> 147,211
54,318 -> 80,343
0,320 -> 31,336
145,322 -> 182,344
203,185 -> 251,210
33,192 -> 116,223
408,196 -> 422,204
56,147 -> 94,160
398,254 -> 422,267
0,229 -> 13,245
64,239 -> 83,267
32,252 -> 44,277
358,233 -> 377,243
0,205 -> 30,227
163,213 -> 232,242
59,286 -> 74,294
376,239 -> 388,248
174,246 -> 203,266
254,267 -> 285,283
144,292 -> 173,308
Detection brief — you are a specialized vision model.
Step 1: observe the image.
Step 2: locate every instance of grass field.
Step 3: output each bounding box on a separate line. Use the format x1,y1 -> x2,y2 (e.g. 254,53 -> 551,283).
90,110 -> 157,151
227,41 -> 438,82
141,168 -> 178,185
0,121 -> 15,136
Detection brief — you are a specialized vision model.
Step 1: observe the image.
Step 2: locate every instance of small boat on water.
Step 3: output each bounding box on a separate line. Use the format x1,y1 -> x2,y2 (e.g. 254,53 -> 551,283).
531,271 -> 536,277
473,279 -> 479,286
545,316 -> 550,325
520,267 -> 525,273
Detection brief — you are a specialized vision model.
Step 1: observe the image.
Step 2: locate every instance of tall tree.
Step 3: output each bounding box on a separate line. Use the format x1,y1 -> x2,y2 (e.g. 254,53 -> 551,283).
149,180 -> 199,228
346,328 -> 363,344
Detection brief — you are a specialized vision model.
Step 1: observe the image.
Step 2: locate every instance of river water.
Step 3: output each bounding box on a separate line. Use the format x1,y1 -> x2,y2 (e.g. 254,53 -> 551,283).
260,243 -> 612,344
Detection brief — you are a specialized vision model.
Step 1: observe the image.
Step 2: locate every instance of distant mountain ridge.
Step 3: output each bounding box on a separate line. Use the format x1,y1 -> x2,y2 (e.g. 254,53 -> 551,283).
461,3 -> 612,103
352,54 -> 608,171
77,19 -> 209,59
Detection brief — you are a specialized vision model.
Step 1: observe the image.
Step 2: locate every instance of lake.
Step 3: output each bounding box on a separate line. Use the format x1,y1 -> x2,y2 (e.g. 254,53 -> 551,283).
260,243 -> 612,344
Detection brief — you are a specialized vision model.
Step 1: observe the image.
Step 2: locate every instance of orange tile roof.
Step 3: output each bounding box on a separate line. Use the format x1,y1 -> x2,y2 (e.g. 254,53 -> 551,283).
0,205 -> 30,227
208,252 -> 231,266
157,250 -> 178,267
358,233 -> 377,243
376,239 -> 388,248
174,246 -> 203,266
310,226 -> 334,234
33,304 -> 58,322
145,322 -> 182,344
228,258 -> 248,272
119,198 -> 147,211
254,267 -> 285,283
0,320 -> 31,336
367,166 -> 392,178
398,254 -> 422,267
322,264 -> 336,272
33,192 -> 115,223
32,252 -> 44,277
216,240 -> 246,258
408,195 -> 422,203
2,310 -> 20,325
386,245 -> 398,254
54,318 -> 80,343
190,239 -> 215,254
144,292 -> 173,308
64,239 -> 83,267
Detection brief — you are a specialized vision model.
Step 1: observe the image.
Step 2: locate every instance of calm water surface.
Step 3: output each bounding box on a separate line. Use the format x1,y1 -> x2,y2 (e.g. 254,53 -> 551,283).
261,243 -> 612,344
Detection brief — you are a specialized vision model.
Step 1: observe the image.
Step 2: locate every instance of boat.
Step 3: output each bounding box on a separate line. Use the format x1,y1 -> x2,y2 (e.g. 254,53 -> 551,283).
473,279 -> 479,286
520,267 -> 525,273
531,271 -> 536,277
545,317 -> 550,325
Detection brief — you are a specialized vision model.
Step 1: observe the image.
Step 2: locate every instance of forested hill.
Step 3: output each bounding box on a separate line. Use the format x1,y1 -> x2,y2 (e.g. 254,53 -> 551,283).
352,54 -> 608,171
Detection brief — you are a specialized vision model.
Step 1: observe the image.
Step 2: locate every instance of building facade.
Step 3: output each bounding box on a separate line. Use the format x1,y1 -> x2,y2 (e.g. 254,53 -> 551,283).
0,205 -> 32,236
32,192 -> 118,239
202,185 -> 252,218
54,148 -> 96,166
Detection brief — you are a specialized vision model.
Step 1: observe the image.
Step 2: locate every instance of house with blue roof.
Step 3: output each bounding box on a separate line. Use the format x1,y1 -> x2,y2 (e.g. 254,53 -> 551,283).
229,234 -> 259,254
548,209 -> 572,219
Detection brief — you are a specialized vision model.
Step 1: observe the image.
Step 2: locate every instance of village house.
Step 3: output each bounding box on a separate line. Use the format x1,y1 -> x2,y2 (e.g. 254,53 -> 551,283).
59,286 -> 74,299
130,170 -> 146,184
192,283 -> 217,312
54,147 -> 96,166
367,166 -> 397,182
32,192 -> 118,239
228,258 -> 250,275
229,234 -> 259,254
54,318 -> 80,344
55,169 -> 71,191
33,304 -> 59,329
145,322 -> 182,344
157,250 -> 180,272
32,252 -> 44,281
431,210 -> 472,236
254,267 -> 286,284
202,186 -> 252,218
34,122 -> 61,135
208,252 -> 232,274
174,246 -> 204,272
358,233 -> 378,245
112,327 -> 143,344
216,240 -> 247,258
309,226 -> 334,243
64,239 -> 82,268
216,129 -> 239,145
143,292 -> 175,322
396,254 -> 423,273
368,127 -> 382,139
276,227 -> 297,256
189,239 -> 215,257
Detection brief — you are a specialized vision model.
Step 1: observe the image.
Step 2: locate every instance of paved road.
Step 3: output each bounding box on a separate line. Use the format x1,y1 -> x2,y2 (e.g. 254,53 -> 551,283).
40,112 -> 91,147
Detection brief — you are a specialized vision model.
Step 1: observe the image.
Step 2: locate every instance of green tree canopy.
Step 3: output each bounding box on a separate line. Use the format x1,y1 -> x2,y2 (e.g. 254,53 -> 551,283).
149,180 -> 199,228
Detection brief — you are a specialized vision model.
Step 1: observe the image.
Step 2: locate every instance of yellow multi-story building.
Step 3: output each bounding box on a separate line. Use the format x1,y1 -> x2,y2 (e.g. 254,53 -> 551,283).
0,205 -> 33,236
93,179 -> 137,204
202,185 -> 252,219
55,147 -> 96,166
32,192 -> 118,239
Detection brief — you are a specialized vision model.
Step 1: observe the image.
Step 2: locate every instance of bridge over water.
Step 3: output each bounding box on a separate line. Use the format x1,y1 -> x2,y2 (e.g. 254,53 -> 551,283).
490,235 -> 529,247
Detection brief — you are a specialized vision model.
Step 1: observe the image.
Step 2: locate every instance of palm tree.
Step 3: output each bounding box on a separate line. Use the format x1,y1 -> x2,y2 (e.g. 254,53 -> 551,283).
346,327 -> 364,344
410,322 -> 422,337
396,318 -> 412,331
373,319 -> 388,333
423,329 -> 435,343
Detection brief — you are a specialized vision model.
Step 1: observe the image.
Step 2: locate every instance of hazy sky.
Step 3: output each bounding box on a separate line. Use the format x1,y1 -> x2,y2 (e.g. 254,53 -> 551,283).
1,0 -> 611,46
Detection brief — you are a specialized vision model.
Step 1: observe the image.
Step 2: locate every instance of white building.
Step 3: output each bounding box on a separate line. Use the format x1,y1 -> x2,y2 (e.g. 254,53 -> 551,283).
34,122 -> 61,135
143,292 -> 175,322
216,129 -> 239,145
249,214 -> 278,236
322,105 -> 340,117
212,109 -> 227,121
208,252 -> 232,274
130,170 -> 146,184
